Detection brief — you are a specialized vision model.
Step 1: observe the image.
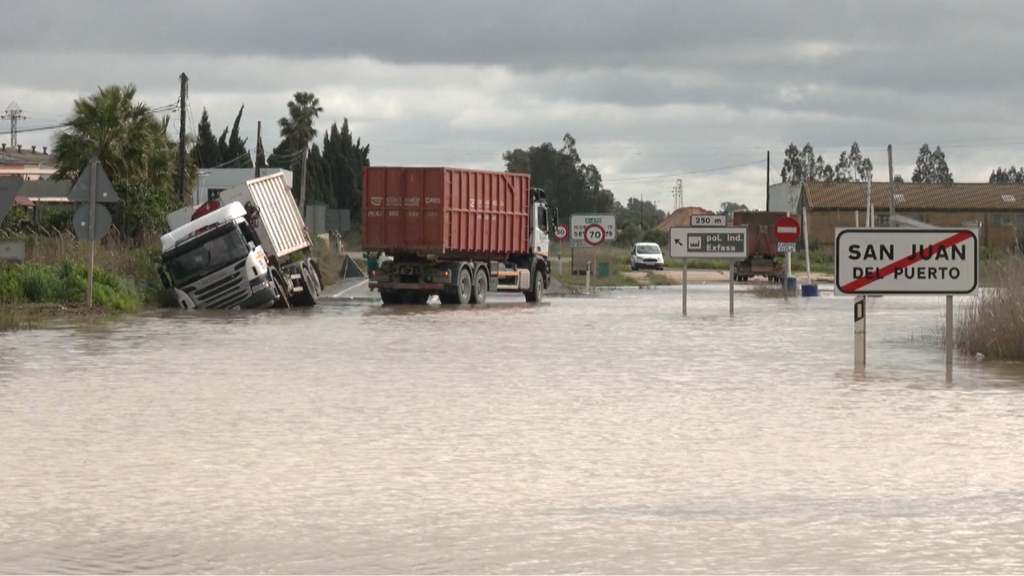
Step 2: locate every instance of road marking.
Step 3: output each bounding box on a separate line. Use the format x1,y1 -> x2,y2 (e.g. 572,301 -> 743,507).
838,231 -> 973,293
325,279 -> 368,298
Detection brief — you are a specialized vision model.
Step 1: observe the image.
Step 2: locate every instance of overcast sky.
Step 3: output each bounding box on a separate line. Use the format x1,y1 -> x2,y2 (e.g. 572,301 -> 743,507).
4,0 -> 1024,213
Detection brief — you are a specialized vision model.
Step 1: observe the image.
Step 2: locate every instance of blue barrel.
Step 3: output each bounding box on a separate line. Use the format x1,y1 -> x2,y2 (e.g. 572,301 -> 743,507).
801,283 -> 819,297
785,277 -> 798,292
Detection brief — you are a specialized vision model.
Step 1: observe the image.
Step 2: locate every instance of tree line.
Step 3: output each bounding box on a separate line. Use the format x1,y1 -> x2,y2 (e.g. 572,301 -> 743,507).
780,140 -> 1024,185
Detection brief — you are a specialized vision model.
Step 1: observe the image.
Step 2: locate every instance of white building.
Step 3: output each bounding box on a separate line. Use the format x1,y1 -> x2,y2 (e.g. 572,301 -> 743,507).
767,182 -> 801,214
193,168 -> 294,206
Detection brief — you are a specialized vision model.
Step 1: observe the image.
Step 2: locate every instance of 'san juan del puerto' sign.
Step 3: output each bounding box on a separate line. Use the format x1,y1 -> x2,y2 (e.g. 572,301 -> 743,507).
834,228 -> 979,295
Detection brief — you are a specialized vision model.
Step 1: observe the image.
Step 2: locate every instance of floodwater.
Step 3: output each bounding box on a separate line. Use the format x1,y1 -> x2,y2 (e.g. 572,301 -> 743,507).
3,284 -> 1024,574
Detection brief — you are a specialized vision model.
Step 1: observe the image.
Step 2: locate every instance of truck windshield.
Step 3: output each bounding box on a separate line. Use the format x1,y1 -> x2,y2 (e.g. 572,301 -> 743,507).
164,225 -> 249,286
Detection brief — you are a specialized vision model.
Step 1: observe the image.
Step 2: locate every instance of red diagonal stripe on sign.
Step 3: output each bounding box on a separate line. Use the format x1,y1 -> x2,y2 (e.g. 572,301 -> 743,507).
840,231 -> 974,293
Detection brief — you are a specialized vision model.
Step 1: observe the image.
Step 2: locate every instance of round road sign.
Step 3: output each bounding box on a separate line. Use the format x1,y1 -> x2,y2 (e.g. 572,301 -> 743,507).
774,216 -> 801,243
553,223 -> 568,241
584,223 -> 606,246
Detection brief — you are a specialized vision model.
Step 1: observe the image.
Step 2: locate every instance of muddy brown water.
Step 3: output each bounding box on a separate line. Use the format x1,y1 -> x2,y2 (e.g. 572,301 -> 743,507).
3,286 -> 1024,574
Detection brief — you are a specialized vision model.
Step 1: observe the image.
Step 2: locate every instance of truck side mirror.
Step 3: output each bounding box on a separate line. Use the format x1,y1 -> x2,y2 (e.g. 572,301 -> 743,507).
158,267 -> 171,289
551,207 -> 559,226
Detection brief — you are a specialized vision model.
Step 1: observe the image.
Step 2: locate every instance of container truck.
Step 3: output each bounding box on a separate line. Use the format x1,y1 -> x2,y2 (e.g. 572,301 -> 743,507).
730,210 -> 786,282
157,172 -> 323,310
363,166 -> 557,305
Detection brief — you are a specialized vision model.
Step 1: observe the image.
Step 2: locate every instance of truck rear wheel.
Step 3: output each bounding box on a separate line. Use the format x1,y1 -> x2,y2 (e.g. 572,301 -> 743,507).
456,267 -> 473,304
272,271 -> 291,309
470,267 -> 488,305
380,290 -> 401,305
294,263 -> 319,307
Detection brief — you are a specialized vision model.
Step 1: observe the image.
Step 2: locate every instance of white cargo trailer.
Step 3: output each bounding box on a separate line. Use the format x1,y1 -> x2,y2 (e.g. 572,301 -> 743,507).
157,173 -> 323,310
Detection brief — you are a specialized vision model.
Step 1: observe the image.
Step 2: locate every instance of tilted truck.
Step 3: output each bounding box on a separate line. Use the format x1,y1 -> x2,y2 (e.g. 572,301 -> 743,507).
730,210 -> 787,282
157,172 -> 323,310
363,166 -> 558,305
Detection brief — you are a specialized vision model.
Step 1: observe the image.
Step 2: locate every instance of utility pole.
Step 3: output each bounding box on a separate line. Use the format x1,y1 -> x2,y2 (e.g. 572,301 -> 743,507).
766,150 -> 770,211
255,121 -> 263,179
886,144 -> 895,218
177,73 -> 188,204
2,102 -> 26,149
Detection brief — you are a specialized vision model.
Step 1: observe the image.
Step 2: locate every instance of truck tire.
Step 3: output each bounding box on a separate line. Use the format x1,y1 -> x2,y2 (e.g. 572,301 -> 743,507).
294,264 -> 319,307
380,290 -> 401,305
525,268 -> 544,303
438,294 -> 460,305
456,267 -> 473,304
271,270 -> 291,309
470,267 -> 488,305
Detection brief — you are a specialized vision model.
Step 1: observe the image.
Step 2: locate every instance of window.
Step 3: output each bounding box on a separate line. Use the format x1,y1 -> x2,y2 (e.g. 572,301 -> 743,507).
875,214 -> 890,226
995,214 -> 1013,226
1003,194 -> 1017,203
536,205 -> 549,232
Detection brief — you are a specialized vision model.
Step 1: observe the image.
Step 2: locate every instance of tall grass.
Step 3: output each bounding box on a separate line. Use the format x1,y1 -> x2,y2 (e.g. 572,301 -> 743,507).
956,257 -> 1024,360
2,231 -> 174,309
0,260 -> 140,311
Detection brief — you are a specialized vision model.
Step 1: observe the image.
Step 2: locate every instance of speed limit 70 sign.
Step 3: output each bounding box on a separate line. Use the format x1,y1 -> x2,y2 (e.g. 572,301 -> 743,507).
570,214 -> 616,248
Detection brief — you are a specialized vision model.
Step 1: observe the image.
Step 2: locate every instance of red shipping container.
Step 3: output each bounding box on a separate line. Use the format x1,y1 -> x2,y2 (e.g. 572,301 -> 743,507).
362,166 -> 532,257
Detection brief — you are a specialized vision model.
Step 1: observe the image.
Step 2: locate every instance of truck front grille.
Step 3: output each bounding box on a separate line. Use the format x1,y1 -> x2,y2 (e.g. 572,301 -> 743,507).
185,261 -> 251,309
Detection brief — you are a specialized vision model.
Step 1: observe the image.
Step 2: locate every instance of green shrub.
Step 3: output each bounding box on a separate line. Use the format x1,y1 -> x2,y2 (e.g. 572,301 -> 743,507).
0,260 -> 140,311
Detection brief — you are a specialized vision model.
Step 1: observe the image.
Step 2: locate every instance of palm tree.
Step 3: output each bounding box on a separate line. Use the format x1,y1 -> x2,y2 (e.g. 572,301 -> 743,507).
278,91 -> 323,214
50,83 -> 192,192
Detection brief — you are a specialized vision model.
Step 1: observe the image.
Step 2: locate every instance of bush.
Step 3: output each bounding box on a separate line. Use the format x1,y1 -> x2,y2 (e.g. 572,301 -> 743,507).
956,257 -> 1024,360
0,260 -> 141,311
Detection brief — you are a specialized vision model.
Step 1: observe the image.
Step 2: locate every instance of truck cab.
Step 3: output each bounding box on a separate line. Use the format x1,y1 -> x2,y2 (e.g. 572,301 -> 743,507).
158,202 -> 278,310
531,187 -> 556,257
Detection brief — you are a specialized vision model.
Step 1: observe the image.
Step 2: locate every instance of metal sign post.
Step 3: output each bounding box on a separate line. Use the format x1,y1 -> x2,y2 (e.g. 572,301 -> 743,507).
68,156 -> 119,308
670,224 -> 747,317
682,259 -> 688,316
854,295 -> 866,371
834,226 -> 979,375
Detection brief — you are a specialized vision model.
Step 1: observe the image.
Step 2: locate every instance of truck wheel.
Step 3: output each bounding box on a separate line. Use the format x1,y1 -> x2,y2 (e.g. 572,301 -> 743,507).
272,270 -> 291,309
456,267 -> 473,304
470,267 -> 488,305
296,264 -> 319,306
380,290 -> 401,305
525,268 -> 544,303
438,294 -> 460,305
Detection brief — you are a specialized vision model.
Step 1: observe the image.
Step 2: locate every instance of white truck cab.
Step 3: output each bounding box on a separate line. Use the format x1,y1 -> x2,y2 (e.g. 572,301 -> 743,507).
159,202 -> 277,310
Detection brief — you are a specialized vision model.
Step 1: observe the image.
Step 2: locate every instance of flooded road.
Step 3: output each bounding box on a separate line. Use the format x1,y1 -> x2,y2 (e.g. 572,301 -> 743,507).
3,285 -> 1024,574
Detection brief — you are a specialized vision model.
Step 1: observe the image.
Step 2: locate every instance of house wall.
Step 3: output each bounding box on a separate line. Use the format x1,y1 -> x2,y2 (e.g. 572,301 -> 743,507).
803,209 -> 1024,253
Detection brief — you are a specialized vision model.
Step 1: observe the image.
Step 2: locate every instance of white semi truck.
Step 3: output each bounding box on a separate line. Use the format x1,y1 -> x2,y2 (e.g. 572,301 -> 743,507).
157,172 -> 323,310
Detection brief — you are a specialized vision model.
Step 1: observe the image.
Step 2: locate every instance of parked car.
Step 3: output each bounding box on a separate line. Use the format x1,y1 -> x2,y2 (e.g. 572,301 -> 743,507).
629,242 -> 664,270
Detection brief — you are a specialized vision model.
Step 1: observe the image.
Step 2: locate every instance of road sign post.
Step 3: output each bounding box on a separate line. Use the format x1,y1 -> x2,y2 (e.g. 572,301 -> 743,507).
68,156 -> 119,308
670,225 -> 748,317
835,227 -> 979,374
774,214 -> 801,299
570,214 -> 615,249
553,224 -> 568,277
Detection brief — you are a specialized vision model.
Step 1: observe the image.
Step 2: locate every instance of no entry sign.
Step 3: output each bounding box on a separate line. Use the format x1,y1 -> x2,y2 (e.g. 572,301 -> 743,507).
834,227 -> 979,295
774,216 -> 800,243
